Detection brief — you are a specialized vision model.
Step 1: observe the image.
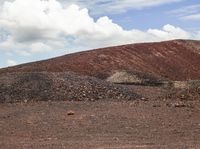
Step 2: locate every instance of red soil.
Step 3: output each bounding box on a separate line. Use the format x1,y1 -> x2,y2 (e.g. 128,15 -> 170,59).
1,40 -> 200,80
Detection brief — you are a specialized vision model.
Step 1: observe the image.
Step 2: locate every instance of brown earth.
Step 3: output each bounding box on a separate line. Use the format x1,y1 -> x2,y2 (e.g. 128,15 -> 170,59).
167,85 -> 200,102
0,100 -> 200,149
0,40 -> 200,81
1,40 -> 200,148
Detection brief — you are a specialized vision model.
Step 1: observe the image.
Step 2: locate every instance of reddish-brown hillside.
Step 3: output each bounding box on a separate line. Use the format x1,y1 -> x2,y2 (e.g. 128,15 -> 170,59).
0,40 -> 200,80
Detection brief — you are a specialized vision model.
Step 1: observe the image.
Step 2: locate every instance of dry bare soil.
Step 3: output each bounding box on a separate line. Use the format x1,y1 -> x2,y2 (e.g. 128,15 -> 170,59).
0,40 -> 200,148
1,99 -> 200,149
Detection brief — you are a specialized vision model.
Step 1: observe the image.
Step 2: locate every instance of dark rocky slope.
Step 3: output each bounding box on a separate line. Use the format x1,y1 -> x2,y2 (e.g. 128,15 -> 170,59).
0,72 -> 139,103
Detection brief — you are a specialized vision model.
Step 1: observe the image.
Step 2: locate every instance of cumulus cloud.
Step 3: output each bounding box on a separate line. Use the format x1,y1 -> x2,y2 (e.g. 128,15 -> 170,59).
7,59 -> 17,66
0,0 -> 198,59
147,24 -> 191,40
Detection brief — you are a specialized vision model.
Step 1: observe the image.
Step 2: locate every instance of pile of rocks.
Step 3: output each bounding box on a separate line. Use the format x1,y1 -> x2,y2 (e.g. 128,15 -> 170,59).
0,72 -> 140,103
165,85 -> 200,101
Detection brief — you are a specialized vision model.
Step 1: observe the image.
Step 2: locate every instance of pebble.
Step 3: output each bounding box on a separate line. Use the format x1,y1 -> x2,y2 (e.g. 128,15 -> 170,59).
67,111 -> 75,116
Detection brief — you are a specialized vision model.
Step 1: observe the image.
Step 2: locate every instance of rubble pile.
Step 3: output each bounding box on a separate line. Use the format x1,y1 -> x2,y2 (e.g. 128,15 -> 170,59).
0,72 -> 139,103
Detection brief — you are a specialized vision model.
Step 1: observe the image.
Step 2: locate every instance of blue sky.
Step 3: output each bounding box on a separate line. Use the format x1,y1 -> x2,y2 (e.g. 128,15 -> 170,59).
106,0 -> 200,30
0,0 -> 199,68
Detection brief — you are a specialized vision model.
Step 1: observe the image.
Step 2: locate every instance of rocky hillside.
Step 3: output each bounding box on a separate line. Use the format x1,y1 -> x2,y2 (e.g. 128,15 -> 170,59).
0,40 -> 200,81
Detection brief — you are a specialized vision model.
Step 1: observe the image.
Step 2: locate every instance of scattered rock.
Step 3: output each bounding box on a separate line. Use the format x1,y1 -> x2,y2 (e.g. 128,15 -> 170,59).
153,104 -> 161,107
173,103 -> 187,108
166,102 -> 193,108
141,97 -> 148,101
67,111 -> 75,116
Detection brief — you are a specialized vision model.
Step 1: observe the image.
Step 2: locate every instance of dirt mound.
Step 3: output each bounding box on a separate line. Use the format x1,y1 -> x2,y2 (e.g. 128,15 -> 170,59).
174,87 -> 200,101
0,72 -> 139,103
106,70 -> 165,86
165,80 -> 200,101
0,40 -> 200,81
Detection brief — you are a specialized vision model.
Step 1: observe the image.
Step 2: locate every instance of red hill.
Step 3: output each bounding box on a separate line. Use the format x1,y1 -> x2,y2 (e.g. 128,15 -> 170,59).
1,39 -> 200,81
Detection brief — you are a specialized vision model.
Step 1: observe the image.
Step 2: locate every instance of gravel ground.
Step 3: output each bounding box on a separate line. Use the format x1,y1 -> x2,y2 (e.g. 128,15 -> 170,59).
0,100 -> 200,149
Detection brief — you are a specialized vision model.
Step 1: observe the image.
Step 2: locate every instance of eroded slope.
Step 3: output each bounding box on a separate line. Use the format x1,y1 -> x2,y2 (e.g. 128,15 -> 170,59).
0,40 -> 200,80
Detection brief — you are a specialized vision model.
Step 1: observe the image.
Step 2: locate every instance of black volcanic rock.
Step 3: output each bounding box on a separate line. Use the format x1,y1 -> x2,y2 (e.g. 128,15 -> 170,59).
0,72 -> 140,103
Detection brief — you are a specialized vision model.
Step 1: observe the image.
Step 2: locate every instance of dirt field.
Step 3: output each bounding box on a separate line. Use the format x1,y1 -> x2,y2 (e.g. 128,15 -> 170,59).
1,99 -> 200,149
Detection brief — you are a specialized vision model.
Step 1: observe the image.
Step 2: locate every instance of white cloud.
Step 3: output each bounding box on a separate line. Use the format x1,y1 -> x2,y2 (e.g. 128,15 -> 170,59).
197,31 -> 200,39
30,42 -> 53,53
182,14 -> 200,21
169,4 -> 200,16
60,0 -> 185,15
7,59 -> 17,66
0,0 -> 186,15
168,4 -> 200,21
148,24 -> 191,40
0,0 -> 198,59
